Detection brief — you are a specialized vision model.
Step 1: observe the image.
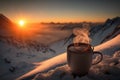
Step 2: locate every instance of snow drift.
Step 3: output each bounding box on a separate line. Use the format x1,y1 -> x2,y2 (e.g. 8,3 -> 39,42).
32,51 -> 120,80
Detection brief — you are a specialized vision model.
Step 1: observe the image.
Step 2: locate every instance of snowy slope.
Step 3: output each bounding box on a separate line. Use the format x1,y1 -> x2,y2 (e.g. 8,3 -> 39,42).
0,39 -> 70,80
90,17 -> 120,46
32,51 -> 120,80
16,34 -> 120,80
94,34 -> 120,55
18,55 -> 120,80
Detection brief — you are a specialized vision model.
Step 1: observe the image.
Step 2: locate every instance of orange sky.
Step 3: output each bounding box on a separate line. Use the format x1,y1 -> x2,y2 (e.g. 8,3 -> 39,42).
0,0 -> 120,23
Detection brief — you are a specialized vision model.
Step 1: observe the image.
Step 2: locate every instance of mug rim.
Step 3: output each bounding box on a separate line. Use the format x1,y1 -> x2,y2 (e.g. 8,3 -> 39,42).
67,43 -> 92,53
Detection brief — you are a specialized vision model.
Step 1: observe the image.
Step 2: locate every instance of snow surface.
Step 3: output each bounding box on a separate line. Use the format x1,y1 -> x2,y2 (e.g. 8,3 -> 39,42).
16,34 -> 120,80
94,34 -> 120,55
32,51 -> 120,80
0,37 -> 70,80
91,17 -> 120,46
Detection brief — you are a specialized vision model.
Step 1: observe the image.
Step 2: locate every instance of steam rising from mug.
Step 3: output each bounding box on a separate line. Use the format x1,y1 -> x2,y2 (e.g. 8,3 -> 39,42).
67,24 -> 103,77
73,23 -> 91,44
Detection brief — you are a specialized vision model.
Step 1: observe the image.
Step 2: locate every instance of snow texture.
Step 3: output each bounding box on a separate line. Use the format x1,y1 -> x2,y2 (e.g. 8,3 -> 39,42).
16,34 -> 120,80
33,51 -> 120,80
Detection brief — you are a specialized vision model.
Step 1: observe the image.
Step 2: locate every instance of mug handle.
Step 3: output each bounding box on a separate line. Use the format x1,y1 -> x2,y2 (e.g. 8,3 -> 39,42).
92,51 -> 103,65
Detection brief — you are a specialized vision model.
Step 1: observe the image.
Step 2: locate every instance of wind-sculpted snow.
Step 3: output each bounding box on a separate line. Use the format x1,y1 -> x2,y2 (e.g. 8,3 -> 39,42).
32,51 -> 120,80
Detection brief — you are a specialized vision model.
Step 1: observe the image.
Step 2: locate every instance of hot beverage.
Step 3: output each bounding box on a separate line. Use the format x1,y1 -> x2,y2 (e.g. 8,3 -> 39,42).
67,43 -> 103,77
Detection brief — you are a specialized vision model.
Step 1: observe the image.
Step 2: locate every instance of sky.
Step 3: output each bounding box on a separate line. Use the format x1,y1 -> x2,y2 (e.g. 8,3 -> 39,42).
0,0 -> 120,23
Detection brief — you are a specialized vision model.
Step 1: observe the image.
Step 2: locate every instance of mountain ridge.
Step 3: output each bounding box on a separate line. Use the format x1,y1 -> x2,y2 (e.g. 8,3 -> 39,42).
0,13 -> 14,28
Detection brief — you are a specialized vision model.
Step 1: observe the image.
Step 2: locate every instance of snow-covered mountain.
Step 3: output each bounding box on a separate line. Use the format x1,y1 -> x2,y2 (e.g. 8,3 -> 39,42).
0,13 -> 17,37
0,13 -> 14,29
0,15 -> 120,80
90,17 -> 120,46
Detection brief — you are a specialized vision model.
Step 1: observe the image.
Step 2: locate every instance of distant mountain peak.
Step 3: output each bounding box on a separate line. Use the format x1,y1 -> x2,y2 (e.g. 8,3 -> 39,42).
0,13 -> 14,29
112,16 -> 120,22
0,13 -> 12,24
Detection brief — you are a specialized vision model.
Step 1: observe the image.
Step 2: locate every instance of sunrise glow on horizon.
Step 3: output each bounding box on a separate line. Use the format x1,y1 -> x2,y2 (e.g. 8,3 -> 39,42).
0,0 -> 120,23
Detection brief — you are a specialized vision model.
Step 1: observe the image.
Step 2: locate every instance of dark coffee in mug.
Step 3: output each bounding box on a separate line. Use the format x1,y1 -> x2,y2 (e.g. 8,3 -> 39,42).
67,43 -> 103,77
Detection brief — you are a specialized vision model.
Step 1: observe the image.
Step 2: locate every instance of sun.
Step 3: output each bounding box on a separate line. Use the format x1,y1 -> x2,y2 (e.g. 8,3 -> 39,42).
19,20 -> 25,27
